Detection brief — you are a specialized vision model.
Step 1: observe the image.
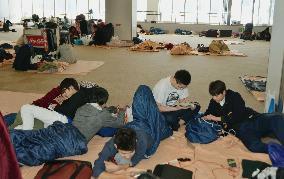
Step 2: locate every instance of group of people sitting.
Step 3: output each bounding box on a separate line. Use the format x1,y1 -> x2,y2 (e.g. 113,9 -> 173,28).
4,69 -> 284,178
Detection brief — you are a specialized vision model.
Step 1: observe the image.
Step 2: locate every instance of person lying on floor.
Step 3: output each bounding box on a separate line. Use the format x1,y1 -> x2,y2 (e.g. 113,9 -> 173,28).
153,69 -> 200,131
73,87 -> 128,142
203,80 -> 284,153
92,85 -> 173,178
10,78 -> 79,129
14,78 -> 95,130
9,86 -> 118,166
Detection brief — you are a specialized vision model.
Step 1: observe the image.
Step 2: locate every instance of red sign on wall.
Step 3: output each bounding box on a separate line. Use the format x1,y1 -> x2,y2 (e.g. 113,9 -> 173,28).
26,35 -> 48,48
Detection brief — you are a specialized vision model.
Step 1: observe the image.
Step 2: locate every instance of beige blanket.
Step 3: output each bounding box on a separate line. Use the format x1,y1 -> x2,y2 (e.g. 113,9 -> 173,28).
0,92 -> 270,179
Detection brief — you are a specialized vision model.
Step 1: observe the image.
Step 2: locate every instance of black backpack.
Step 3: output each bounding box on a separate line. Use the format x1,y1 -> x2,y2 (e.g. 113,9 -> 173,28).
13,44 -> 35,71
93,23 -> 114,45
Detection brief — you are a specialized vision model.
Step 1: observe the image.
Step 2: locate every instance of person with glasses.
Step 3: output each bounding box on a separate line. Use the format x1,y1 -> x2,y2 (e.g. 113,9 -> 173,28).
152,69 -> 200,131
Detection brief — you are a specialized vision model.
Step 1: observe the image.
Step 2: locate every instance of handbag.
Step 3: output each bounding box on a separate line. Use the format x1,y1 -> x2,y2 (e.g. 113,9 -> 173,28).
35,160 -> 92,179
185,116 -> 222,144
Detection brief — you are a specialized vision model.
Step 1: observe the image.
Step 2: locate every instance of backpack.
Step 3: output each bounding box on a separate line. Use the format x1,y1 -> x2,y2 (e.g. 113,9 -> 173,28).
34,160 -> 92,179
185,116 -> 221,144
13,44 -> 35,71
92,23 -> 114,45
206,29 -> 218,37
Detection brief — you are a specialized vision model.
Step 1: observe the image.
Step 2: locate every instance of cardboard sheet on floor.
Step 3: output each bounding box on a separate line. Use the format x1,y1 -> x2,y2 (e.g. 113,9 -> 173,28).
0,91 -> 43,115
129,48 -> 160,52
18,125 -> 270,179
240,75 -> 266,102
223,40 -> 245,45
189,50 -> 247,57
1,93 -> 270,179
28,60 -> 104,75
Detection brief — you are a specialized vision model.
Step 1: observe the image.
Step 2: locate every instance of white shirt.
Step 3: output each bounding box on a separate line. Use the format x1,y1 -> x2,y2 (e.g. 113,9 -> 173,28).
220,97 -> 225,106
90,103 -> 102,110
152,76 -> 189,106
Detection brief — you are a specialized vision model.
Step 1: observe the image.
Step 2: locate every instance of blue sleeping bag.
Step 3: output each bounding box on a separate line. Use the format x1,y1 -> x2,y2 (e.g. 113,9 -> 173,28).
10,121 -> 87,166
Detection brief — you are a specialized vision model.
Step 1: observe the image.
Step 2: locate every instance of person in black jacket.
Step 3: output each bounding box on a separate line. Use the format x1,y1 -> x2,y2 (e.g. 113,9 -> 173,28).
203,80 -> 284,153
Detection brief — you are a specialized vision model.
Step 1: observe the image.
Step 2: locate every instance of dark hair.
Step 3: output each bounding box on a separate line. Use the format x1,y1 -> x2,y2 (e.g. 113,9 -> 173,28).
174,70 -> 191,85
114,128 -> 136,151
87,87 -> 109,105
59,78 -> 79,92
209,80 -> 226,96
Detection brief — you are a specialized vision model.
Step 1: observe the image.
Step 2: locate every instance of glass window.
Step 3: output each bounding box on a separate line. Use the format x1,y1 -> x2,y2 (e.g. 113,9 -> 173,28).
66,0 -> 77,20
8,0 -> 22,22
90,0 -> 105,20
184,0 -> 198,23
137,0 -> 147,22
33,0 -> 44,17
198,0 -> 210,23
0,0 -> 9,20
55,0 -> 66,18
258,0 -> 271,25
98,0 -> 105,20
269,0 -> 275,25
22,0 -> 33,18
231,0 -> 242,23
77,0 -> 88,15
210,0 -> 226,24
173,0 -> 186,23
159,0 -> 172,22
44,0 -> 54,18
241,0 -> 253,24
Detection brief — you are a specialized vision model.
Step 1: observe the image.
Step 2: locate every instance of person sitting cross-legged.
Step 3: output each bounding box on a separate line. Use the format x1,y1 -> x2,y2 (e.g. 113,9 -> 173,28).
153,69 -> 200,131
203,80 -> 284,153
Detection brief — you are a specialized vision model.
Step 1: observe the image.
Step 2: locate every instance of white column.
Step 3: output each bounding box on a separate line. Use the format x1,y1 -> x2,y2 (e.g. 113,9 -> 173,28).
265,0 -> 284,112
105,0 -> 137,41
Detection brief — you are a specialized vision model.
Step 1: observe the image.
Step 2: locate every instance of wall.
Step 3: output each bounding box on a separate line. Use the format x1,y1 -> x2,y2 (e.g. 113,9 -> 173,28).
138,22 -> 271,34
265,0 -> 284,112
105,0 -> 136,40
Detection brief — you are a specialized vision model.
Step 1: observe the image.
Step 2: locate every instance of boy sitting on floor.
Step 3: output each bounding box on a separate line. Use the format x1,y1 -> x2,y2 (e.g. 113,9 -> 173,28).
203,80 -> 284,153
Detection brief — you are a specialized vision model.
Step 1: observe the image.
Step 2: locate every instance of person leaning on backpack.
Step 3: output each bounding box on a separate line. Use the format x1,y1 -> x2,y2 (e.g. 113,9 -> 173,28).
203,80 -> 284,153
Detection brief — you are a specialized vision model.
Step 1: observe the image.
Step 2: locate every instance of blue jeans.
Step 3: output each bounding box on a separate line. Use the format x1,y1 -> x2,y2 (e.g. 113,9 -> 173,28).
127,85 -> 173,156
238,113 -> 284,153
162,105 -> 200,131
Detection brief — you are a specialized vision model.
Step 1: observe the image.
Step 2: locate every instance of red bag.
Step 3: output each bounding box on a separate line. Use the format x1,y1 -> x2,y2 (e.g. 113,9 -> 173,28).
0,111 -> 22,179
35,160 -> 92,179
